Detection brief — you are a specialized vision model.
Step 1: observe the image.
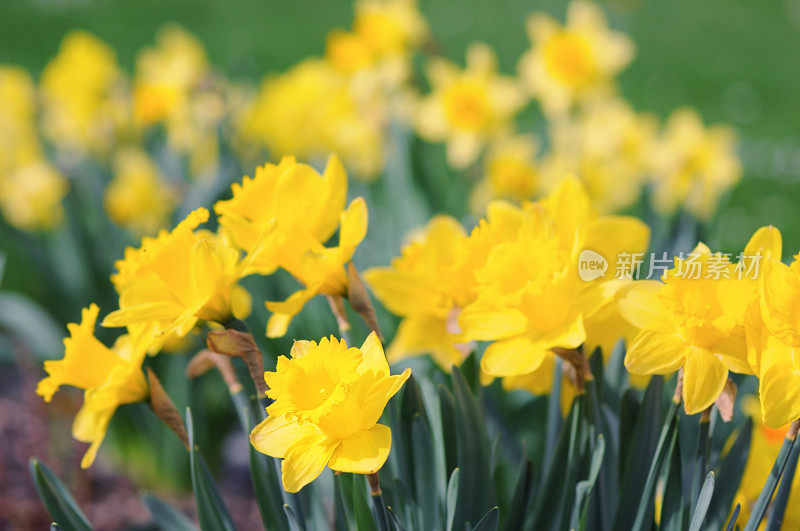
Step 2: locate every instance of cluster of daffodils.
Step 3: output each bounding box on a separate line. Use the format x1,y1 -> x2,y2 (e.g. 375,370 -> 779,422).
368,176 -> 649,400
414,1 -> 741,219
36,155 -> 394,473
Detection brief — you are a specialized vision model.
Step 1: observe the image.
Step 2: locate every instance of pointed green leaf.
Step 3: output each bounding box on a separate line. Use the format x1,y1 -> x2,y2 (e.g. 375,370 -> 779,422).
688,471 -> 715,531
766,432 -> 800,531
660,427 -> 687,531
142,493 -> 197,531
446,468 -> 460,531
725,504 -> 741,531
471,507 -> 499,531
570,435 -> 606,531
743,435 -> 796,531
502,459 -> 534,531
186,408 -> 235,531
706,419 -> 752,530
284,504 -> 304,531
29,458 -> 92,531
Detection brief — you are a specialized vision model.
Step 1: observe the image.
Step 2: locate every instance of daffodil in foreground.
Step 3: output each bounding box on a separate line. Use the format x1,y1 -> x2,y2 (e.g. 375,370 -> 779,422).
619,239 -> 761,414
37,305 -> 151,468
415,43 -> 525,169
103,208 -> 251,342
518,0 -> 634,115
250,333 -> 410,492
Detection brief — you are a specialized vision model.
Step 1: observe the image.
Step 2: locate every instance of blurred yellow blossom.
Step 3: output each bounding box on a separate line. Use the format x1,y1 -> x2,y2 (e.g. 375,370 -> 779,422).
103,208 -> 252,341
104,148 -> 176,236
365,215 -> 474,369
0,66 -> 40,168
518,0 -> 634,115
240,59 -> 384,179
0,160 -> 68,231
471,135 -> 540,213
649,108 -> 741,219
250,333 -> 410,492
40,31 -> 127,156
37,304 -> 151,468
415,43 -> 525,169
540,98 -> 656,213
353,0 -> 427,58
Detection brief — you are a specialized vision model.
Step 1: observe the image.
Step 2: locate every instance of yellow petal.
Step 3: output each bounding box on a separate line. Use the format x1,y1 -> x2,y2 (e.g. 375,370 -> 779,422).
265,288 -> 317,338
481,336 -> 548,377
328,424 -> 391,474
102,301 -> 183,327
191,239 -> 224,298
339,197 -> 368,259
360,369 -> 411,429
250,414 -> 319,459
744,226 -> 782,260
616,281 -> 670,331
759,340 -> 800,428
363,268 -> 441,316
682,347 -> 728,415
714,328 -> 751,375
359,332 -> 389,377
458,306 -> 527,341
624,329 -> 687,375
281,434 -> 339,493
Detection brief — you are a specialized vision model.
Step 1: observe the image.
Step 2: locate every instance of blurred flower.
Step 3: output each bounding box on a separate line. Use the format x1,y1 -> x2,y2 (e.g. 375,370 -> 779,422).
0,66 -> 40,168
250,333 -> 410,492
40,31 -> 128,156
240,59 -> 384,179
36,304 -> 151,468
731,397 -> 800,526
540,98 -> 657,213
415,43 -> 525,169
103,208 -> 252,341
649,108 -> 741,219
0,160 -> 68,231
470,135 -> 540,213
618,238 -> 762,414
365,215 -> 474,369
518,0 -> 634,115
104,147 -> 176,236
353,0 -> 427,58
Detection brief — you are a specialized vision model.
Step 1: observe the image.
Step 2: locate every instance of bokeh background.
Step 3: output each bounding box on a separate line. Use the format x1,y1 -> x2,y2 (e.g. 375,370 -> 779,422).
2,0 -> 800,528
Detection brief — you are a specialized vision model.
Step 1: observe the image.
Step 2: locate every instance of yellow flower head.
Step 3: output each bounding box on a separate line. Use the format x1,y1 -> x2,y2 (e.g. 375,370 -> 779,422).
471,135 -> 540,213
540,98 -> 657,213
104,148 -> 176,236
518,0 -> 634,115
618,231 -> 775,414
103,208 -> 252,341
649,108 -> 741,219
365,215 -> 474,369
133,24 -> 209,126
0,160 -> 68,231
40,31 -> 125,155
0,66 -> 40,168
353,0 -> 428,58
250,333 -> 410,492
240,59 -> 384,179
37,304 -> 151,468
460,176 -> 648,378
415,43 -> 525,169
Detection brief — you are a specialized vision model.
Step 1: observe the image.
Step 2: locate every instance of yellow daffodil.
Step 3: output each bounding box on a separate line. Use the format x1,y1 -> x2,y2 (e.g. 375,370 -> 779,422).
104,148 -> 176,236
240,59 -> 384,179
501,355 -> 578,415
540,98 -> 657,213
37,305 -> 151,468
250,333 -> 410,492
0,66 -> 40,168
365,216 -> 475,369
470,135 -> 540,213
649,108 -> 741,220
103,208 -> 252,342
619,239 -> 763,414
460,177 -> 648,378
40,31 -> 127,156
0,161 -> 68,231
518,1 -> 634,115
415,43 -> 525,169
353,0 -> 427,59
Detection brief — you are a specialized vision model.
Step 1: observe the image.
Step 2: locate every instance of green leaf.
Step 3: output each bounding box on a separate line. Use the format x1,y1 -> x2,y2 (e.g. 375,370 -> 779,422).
142,493 -> 197,531
570,435 -> 605,531
688,471 -> 715,531
451,367 -> 493,529
766,432 -> 800,531
249,445 -> 290,531
0,292 -> 64,360
659,428 -> 687,531
705,419 -> 752,530
471,507 -> 499,531
502,459 -> 534,531
284,504 -> 304,531
352,474 -> 378,531
439,385 -> 458,480
446,468 -> 460,531
186,408 -> 236,531
743,434 -> 796,531
411,414 -> 441,529
725,504 -> 741,531
29,458 -> 92,531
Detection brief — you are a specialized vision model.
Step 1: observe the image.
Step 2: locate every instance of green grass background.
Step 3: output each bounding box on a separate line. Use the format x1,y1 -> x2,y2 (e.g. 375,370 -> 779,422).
2,0 -> 800,251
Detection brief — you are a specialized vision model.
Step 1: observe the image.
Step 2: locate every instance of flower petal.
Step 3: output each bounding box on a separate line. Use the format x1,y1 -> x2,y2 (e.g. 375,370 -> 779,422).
481,336 -> 548,377
359,332 -> 389,377
624,329 -> 686,375
682,347 -> 728,415
458,306 -> 527,341
250,414 -> 320,459
281,434 -> 339,493
328,424 -> 391,474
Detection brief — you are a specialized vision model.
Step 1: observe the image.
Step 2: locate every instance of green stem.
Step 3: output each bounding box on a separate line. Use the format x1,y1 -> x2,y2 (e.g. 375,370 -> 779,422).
744,428 -> 798,531
367,473 -> 390,531
765,433 -> 800,531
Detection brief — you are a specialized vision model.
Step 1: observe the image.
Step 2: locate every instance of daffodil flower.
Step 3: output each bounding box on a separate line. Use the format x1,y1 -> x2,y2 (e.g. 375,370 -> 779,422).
250,333 -> 410,492
37,305 -> 151,468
